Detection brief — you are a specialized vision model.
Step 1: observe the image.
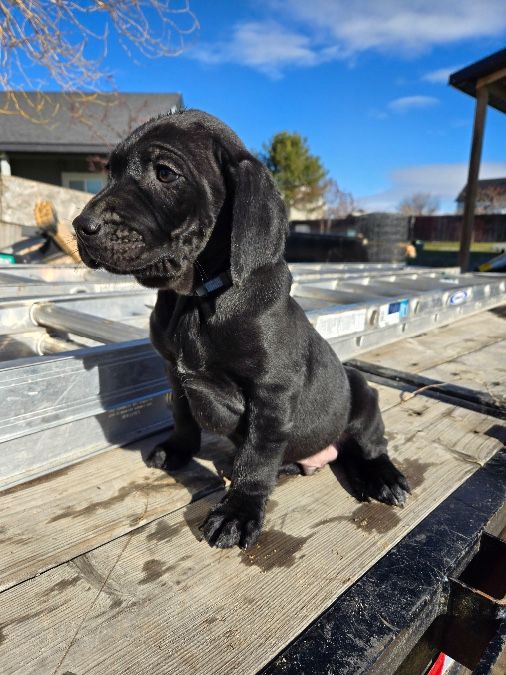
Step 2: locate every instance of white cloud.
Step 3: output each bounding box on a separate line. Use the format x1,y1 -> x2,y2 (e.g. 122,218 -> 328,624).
357,162 -> 506,213
422,65 -> 462,84
388,96 -> 439,113
191,2 -> 506,76
270,0 -> 506,56
191,21 -> 326,78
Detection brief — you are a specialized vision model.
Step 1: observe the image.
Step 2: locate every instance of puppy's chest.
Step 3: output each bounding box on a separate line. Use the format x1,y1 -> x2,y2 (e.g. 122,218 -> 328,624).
153,305 -> 245,432
175,340 -> 209,381
175,338 -> 233,394
176,342 -> 245,434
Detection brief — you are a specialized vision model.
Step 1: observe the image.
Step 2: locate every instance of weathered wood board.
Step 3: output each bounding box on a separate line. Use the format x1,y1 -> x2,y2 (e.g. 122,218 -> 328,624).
360,307 -> 506,401
0,386 -> 504,675
0,386 -> 403,594
0,432 -> 234,593
421,339 -> 506,407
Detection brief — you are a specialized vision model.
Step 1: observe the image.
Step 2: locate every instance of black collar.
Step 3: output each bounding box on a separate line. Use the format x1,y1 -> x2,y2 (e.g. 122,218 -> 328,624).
194,269 -> 233,297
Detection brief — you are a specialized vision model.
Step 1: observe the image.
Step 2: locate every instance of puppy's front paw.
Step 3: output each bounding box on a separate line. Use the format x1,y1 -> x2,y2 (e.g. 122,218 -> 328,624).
145,432 -> 199,471
200,492 -> 265,549
341,453 -> 411,506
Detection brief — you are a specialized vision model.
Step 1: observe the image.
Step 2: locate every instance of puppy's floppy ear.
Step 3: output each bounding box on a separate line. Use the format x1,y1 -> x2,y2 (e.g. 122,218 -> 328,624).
228,157 -> 288,284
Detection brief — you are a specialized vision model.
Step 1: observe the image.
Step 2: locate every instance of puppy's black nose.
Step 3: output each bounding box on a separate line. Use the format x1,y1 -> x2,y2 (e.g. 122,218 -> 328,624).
73,214 -> 101,236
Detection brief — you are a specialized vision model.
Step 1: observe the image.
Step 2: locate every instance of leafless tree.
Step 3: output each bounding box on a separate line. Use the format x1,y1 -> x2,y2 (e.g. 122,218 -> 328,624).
0,1 -> 198,121
398,192 -> 440,216
476,185 -> 506,213
324,179 -> 355,219
83,95 -> 159,169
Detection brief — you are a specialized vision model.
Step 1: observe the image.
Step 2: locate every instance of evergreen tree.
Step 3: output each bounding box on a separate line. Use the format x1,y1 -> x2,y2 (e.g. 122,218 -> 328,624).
261,132 -> 327,212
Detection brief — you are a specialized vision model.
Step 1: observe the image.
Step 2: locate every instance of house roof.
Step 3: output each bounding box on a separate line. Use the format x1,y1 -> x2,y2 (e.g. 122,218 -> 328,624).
449,49 -> 506,114
456,177 -> 506,202
0,92 -> 183,154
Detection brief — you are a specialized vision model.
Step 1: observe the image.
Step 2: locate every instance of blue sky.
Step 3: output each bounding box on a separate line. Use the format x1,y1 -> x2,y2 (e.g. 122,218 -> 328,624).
20,1 -> 506,212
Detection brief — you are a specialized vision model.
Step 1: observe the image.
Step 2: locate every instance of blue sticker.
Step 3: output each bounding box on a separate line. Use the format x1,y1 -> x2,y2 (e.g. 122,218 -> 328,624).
388,299 -> 409,316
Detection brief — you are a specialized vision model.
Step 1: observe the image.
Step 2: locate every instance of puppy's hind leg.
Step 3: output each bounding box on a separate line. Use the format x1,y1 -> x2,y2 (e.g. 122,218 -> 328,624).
338,367 -> 410,506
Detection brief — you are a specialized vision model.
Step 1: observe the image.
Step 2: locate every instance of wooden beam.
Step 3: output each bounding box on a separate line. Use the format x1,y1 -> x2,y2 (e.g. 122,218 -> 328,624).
477,67 -> 506,89
487,80 -> 506,101
459,86 -> 489,272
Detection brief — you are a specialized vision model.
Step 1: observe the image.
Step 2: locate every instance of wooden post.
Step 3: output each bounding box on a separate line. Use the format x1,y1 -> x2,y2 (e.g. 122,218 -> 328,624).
459,86 -> 489,272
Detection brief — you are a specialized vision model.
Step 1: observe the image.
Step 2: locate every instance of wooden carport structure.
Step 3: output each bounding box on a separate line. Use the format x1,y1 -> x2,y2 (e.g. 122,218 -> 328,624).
449,49 -> 506,271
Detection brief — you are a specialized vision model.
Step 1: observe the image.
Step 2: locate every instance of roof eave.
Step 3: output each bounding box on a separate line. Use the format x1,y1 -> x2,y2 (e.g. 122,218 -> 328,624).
0,143 -> 111,154
449,49 -> 506,114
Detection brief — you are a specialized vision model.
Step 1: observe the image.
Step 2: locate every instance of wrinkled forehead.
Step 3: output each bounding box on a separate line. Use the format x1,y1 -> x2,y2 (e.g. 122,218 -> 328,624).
110,112 -> 246,172
110,121 -> 207,171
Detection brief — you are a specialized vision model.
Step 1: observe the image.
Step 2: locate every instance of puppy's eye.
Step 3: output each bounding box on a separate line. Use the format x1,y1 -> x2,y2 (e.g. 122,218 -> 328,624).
156,165 -> 178,183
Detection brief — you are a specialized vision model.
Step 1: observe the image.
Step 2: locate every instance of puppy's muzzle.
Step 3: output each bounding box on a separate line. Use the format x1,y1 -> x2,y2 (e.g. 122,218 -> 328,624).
73,211 -> 146,273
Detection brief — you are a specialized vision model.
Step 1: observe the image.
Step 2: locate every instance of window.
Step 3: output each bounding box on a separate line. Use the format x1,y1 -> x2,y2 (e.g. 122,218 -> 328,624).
61,172 -> 106,194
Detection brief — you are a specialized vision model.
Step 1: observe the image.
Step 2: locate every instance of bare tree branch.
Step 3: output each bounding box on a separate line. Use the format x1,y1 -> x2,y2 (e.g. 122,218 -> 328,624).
475,185 -> 506,213
398,192 -> 440,216
0,1 -> 199,120
323,179 -> 355,219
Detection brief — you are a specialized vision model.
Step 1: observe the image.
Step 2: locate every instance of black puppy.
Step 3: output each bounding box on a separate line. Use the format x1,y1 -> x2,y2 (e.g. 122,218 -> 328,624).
74,109 -> 410,549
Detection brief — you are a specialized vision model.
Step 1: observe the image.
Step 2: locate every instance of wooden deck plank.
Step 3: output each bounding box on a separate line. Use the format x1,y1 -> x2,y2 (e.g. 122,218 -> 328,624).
360,307 -> 506,398
422,339 -> 506,405
0,432 -> 233,593
0,385 -> 402,594
360,307 -> 506,372
1,392 -> 503,675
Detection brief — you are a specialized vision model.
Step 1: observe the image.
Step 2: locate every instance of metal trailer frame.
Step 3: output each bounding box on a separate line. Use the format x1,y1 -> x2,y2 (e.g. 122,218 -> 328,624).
1,263 -> 505,489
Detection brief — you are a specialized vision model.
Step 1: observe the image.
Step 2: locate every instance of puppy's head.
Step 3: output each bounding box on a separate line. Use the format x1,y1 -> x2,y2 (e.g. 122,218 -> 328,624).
73,109 -> 288,293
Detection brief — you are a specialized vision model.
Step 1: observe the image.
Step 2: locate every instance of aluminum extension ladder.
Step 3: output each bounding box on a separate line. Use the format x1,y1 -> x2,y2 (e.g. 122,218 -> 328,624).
1,262 -> 505,489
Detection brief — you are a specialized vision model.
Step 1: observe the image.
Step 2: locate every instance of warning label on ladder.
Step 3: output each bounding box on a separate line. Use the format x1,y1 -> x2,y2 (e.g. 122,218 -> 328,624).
315,308 -> 367,339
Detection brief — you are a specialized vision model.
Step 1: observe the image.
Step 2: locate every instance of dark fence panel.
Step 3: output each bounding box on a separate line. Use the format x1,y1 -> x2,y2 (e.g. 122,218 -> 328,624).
285,233 -> 368,263
289,213 -> 506,266
290,213 -> 409,263
413,214 -> 506,242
